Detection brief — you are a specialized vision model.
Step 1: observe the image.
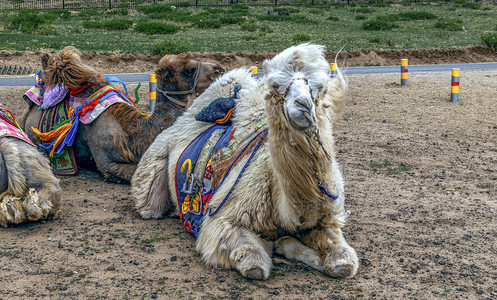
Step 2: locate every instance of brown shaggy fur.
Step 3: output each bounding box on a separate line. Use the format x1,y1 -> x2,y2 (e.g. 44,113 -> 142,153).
42,46 -> 100,88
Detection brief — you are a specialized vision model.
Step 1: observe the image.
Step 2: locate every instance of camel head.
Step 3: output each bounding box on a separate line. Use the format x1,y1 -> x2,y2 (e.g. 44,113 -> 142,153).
263,43 -> 332,131
155,53 -> 224,107
40,46 -> 100,89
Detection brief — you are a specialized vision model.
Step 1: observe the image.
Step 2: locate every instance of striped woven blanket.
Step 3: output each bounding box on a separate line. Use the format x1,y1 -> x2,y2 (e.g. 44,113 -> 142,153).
0,108 -> 34,146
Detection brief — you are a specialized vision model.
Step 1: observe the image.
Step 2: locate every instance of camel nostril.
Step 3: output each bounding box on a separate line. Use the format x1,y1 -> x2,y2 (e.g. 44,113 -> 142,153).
295,98 -> 312,111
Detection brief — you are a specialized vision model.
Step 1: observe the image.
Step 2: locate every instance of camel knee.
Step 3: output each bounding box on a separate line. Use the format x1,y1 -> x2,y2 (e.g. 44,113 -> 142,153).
230,243 -> 272,280
197,224 -> 272,280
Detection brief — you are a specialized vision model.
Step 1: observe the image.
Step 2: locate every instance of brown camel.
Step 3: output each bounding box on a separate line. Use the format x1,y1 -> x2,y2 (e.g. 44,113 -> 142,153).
20,46 -> 224,183
1,106 -> 61,227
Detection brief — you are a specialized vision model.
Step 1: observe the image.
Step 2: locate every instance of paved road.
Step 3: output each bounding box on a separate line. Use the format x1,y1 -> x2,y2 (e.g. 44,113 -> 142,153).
1,62 -> 497,87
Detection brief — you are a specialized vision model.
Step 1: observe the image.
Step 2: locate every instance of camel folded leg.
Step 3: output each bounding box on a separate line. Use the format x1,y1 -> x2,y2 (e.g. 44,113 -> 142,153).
275,227 -> 358,278
197,218 -> 273,280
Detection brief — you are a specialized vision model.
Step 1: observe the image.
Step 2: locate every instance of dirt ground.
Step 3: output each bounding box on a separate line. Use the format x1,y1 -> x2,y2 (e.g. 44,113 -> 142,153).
0,46 -> 496,299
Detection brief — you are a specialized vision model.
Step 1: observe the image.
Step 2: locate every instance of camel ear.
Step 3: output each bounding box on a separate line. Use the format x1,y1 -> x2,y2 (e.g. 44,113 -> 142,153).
40,53 -> 50,70
262,59 -> 272,75
156,67 -> 170,79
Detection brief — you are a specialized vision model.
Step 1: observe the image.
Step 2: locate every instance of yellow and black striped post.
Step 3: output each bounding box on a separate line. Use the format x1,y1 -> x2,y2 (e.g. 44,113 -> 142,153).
149,74 -> 157,112
330,63 -> 338,78
250,66 -> 258,78
401,59 -> 408,86
450,68 -> 460,103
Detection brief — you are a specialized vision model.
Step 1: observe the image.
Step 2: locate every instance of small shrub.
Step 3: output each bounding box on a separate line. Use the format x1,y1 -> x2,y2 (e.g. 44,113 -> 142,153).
373,2 -> 390,7
219,15 -> 244,25
481,32 -> 497,52
355,14 -> 368,20
151,40 -> 189,55
230,4 -> 249,10
461,1 -> 481,9
309,9 -> 325,15
396,11 -> 437,20
134,21 -> 180,34
355,7 -> 374,13
44,9 -> 71,20
435,18 -> 463,31
242,34 -> 258,41
9,9 -> 46,33
291,15 -> 318,24
293,33 -> 311,42
175,2 -> 190,7
138,4 -> 174,15
362,19 -> 398,31
106,8 -> 128,16
327,16 -> 339,22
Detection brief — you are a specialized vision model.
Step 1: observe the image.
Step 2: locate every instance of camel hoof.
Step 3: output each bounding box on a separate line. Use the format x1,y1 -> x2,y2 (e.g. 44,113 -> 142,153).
245,267 -> 265,280
328,260 -> 356,278
324,245 -> 359,279
139,209 -> 163,220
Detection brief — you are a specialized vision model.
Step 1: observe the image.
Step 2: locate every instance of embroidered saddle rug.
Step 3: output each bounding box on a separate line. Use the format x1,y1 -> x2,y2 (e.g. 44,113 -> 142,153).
38,101 -> 78,175
175,85 -> 268,238
0,108 -> 34,146
23,74 -> 138,175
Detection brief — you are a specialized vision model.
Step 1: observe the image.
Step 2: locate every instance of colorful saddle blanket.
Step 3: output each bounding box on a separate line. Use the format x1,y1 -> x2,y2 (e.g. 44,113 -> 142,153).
0,108 -> 34,146
24,84 -> 133,125
38,101 -> 78,175
23,74 -> 137,175
175,119 -> 267,238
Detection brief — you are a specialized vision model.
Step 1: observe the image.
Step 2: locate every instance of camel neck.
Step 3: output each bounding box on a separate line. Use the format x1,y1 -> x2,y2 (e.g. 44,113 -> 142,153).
150,95 -> 187,128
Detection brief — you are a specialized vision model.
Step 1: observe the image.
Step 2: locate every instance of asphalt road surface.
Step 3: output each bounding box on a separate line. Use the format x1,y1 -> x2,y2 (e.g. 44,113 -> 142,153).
1,62 -> 497,86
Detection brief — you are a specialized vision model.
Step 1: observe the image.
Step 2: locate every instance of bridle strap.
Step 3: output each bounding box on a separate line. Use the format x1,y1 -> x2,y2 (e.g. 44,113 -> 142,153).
156,61 -> 203,107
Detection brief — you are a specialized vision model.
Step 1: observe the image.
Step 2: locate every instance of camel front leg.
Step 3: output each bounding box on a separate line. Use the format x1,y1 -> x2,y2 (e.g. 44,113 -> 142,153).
197,218 -> 273,280
275,227 -> 358,278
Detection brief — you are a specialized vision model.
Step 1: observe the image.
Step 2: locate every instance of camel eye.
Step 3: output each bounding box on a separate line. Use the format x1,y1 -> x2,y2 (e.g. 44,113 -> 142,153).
272,83 -> 279,90
185,67 -> 196,76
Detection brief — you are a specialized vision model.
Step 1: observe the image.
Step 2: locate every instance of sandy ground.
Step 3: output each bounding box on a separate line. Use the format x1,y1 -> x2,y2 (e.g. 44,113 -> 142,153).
1,49 -> 497,299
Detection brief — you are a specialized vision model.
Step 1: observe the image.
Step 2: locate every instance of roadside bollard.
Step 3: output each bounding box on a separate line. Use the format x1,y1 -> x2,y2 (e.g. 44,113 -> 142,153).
450,68 -> 460,103
330,63 -> 338,78
149,74 -> 157,112
401,59 -> 408,86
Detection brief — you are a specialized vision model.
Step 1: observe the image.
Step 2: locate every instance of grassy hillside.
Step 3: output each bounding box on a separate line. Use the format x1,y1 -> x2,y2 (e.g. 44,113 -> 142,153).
0,1 -> 496,54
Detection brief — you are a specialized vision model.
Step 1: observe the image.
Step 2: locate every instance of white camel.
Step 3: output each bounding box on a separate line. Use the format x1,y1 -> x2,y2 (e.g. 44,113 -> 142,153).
131,43 -> 358,280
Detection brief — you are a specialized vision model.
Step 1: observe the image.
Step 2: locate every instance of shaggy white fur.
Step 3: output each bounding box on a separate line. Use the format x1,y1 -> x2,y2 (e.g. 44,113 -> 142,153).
0,137 -> 61,226
132,43 -> 358,280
